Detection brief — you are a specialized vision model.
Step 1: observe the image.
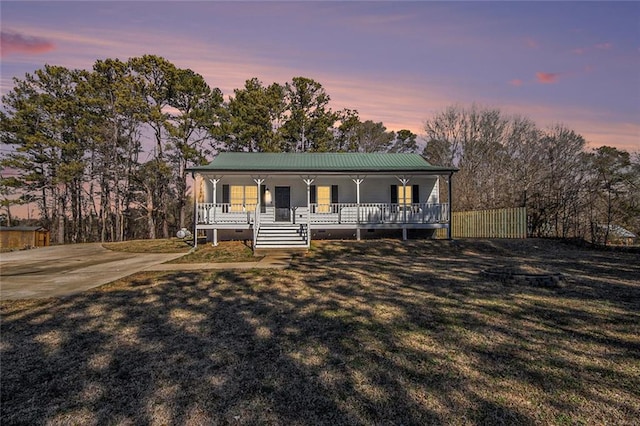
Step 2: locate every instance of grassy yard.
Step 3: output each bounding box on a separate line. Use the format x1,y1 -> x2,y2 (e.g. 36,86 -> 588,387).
103,238 -> 193,253
170,240 -> 258,264
103,238 -> 258,263
1,239 -> 639,425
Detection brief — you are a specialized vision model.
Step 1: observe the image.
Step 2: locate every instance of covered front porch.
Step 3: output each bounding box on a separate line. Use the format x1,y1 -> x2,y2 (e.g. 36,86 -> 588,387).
188,153 -> 457,249
194,174 -> 453,248
196,202 -> 450,227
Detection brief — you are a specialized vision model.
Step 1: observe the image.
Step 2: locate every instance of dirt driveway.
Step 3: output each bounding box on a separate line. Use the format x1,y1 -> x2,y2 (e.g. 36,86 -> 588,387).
0,243 -> 184,300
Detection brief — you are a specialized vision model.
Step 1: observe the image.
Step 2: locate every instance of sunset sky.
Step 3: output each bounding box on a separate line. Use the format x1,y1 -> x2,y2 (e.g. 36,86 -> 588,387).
2,1 -> 639,151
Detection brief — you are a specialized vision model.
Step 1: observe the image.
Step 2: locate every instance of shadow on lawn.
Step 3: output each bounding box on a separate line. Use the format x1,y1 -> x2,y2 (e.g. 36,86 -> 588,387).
1,239 -> 639,424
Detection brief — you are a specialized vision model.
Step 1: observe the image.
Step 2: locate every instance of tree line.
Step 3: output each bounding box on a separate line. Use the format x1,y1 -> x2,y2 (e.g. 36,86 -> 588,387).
0,55 -> 416,243
1,56 -> 638,245
423,105 -> 639,244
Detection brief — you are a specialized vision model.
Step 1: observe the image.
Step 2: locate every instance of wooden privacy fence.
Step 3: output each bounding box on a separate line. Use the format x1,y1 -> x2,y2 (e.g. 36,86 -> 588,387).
436,207 -> 527,239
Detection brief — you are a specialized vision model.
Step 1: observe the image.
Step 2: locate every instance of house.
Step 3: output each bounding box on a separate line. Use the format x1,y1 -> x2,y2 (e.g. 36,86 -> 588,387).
0,226 -> 50,249
187,152 -> 457,249
598,224 -> 637,246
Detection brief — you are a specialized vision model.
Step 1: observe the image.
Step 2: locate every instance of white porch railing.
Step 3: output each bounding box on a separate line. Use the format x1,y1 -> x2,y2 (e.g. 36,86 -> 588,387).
196,202 -> 449,226
310,203 -> 448,224
196,203 -> 255,224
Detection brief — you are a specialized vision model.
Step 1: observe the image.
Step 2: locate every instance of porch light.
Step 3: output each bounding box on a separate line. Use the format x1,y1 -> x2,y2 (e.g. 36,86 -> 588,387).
264,187 -> 272,204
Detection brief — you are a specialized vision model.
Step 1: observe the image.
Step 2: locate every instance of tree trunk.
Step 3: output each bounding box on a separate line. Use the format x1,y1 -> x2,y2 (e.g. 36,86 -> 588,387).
146,186 -> 156,239
114,185 -> 122,242
162,206 -> 169,238
100,190 -> 108,243
5,205 -> 11,227
604,188 -> 612,245
178,158 -> 187,229
57,190 -> 65,244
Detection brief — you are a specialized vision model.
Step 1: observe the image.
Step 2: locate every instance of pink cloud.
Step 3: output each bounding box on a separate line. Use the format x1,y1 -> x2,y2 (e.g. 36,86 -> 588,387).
594,42 -> 612,50
572,47 -> 587,55
1,31 -> 55,57
525,38 -> 539,49
509,79 -> 523,87
536,72 -> 560,84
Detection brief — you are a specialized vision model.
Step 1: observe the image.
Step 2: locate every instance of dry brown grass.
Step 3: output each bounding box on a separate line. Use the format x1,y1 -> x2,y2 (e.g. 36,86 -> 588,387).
2,239 -> 639,425
103,239 -> 257,263
169,240 -> 258,264
103,238 -> 192,253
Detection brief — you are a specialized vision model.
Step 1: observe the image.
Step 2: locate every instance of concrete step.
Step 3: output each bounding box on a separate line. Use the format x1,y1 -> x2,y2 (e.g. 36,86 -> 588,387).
256,239 -> 307,245
256,236 -> 306,244
255,239 -> 306,244
255,243 -> 308,249
254,248 -> 306,256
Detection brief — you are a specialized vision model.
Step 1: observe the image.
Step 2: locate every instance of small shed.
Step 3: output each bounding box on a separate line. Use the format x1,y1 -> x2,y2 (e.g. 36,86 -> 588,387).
0,226 -> 50,249
599,224 -> 637,246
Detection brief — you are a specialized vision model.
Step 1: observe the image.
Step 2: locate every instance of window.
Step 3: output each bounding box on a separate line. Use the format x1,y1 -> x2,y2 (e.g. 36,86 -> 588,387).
317,186 -> 331,213
230,185 -> 258,212
230,186 -> 244,211
245,186 -> 257,211
398,185 -> 412,205
311,185 -> 338,213
391,184 -> 419,212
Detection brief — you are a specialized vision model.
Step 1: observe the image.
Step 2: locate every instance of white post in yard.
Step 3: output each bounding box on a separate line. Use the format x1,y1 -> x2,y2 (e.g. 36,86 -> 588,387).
303,178 -> 314,247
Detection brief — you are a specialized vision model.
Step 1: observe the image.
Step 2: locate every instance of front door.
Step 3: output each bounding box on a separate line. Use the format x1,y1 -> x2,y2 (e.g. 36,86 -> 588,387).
275,186 -> 291,222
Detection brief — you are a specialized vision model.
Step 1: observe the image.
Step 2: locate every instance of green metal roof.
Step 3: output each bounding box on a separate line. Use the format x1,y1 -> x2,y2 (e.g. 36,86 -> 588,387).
188,153 -> 456,174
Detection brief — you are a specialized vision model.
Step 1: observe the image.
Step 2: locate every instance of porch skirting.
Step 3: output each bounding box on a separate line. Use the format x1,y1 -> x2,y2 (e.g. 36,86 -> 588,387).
197,222 -> 449,248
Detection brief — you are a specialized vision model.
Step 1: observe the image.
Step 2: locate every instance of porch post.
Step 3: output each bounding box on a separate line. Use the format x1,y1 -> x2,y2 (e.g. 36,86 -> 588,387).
253,177 -> 265,223
352,177 -> 364,241
303,178 -> 314,247
396,176 -> 410,240
253,178 -> 265,209
447,172 -> 453,240
210,178 -> 221,246
209,178 -> 221,222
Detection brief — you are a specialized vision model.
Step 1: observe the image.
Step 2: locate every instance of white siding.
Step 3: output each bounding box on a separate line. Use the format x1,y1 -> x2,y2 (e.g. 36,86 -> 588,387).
199,174 -> 439,205
428,178 -> 439,204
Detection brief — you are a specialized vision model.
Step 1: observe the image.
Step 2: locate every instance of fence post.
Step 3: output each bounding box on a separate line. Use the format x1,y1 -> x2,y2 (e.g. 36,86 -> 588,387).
447,173 -> 453,240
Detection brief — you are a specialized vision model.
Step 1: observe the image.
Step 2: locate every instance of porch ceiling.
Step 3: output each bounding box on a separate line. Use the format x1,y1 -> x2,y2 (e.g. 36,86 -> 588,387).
188,153 -> 457,175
